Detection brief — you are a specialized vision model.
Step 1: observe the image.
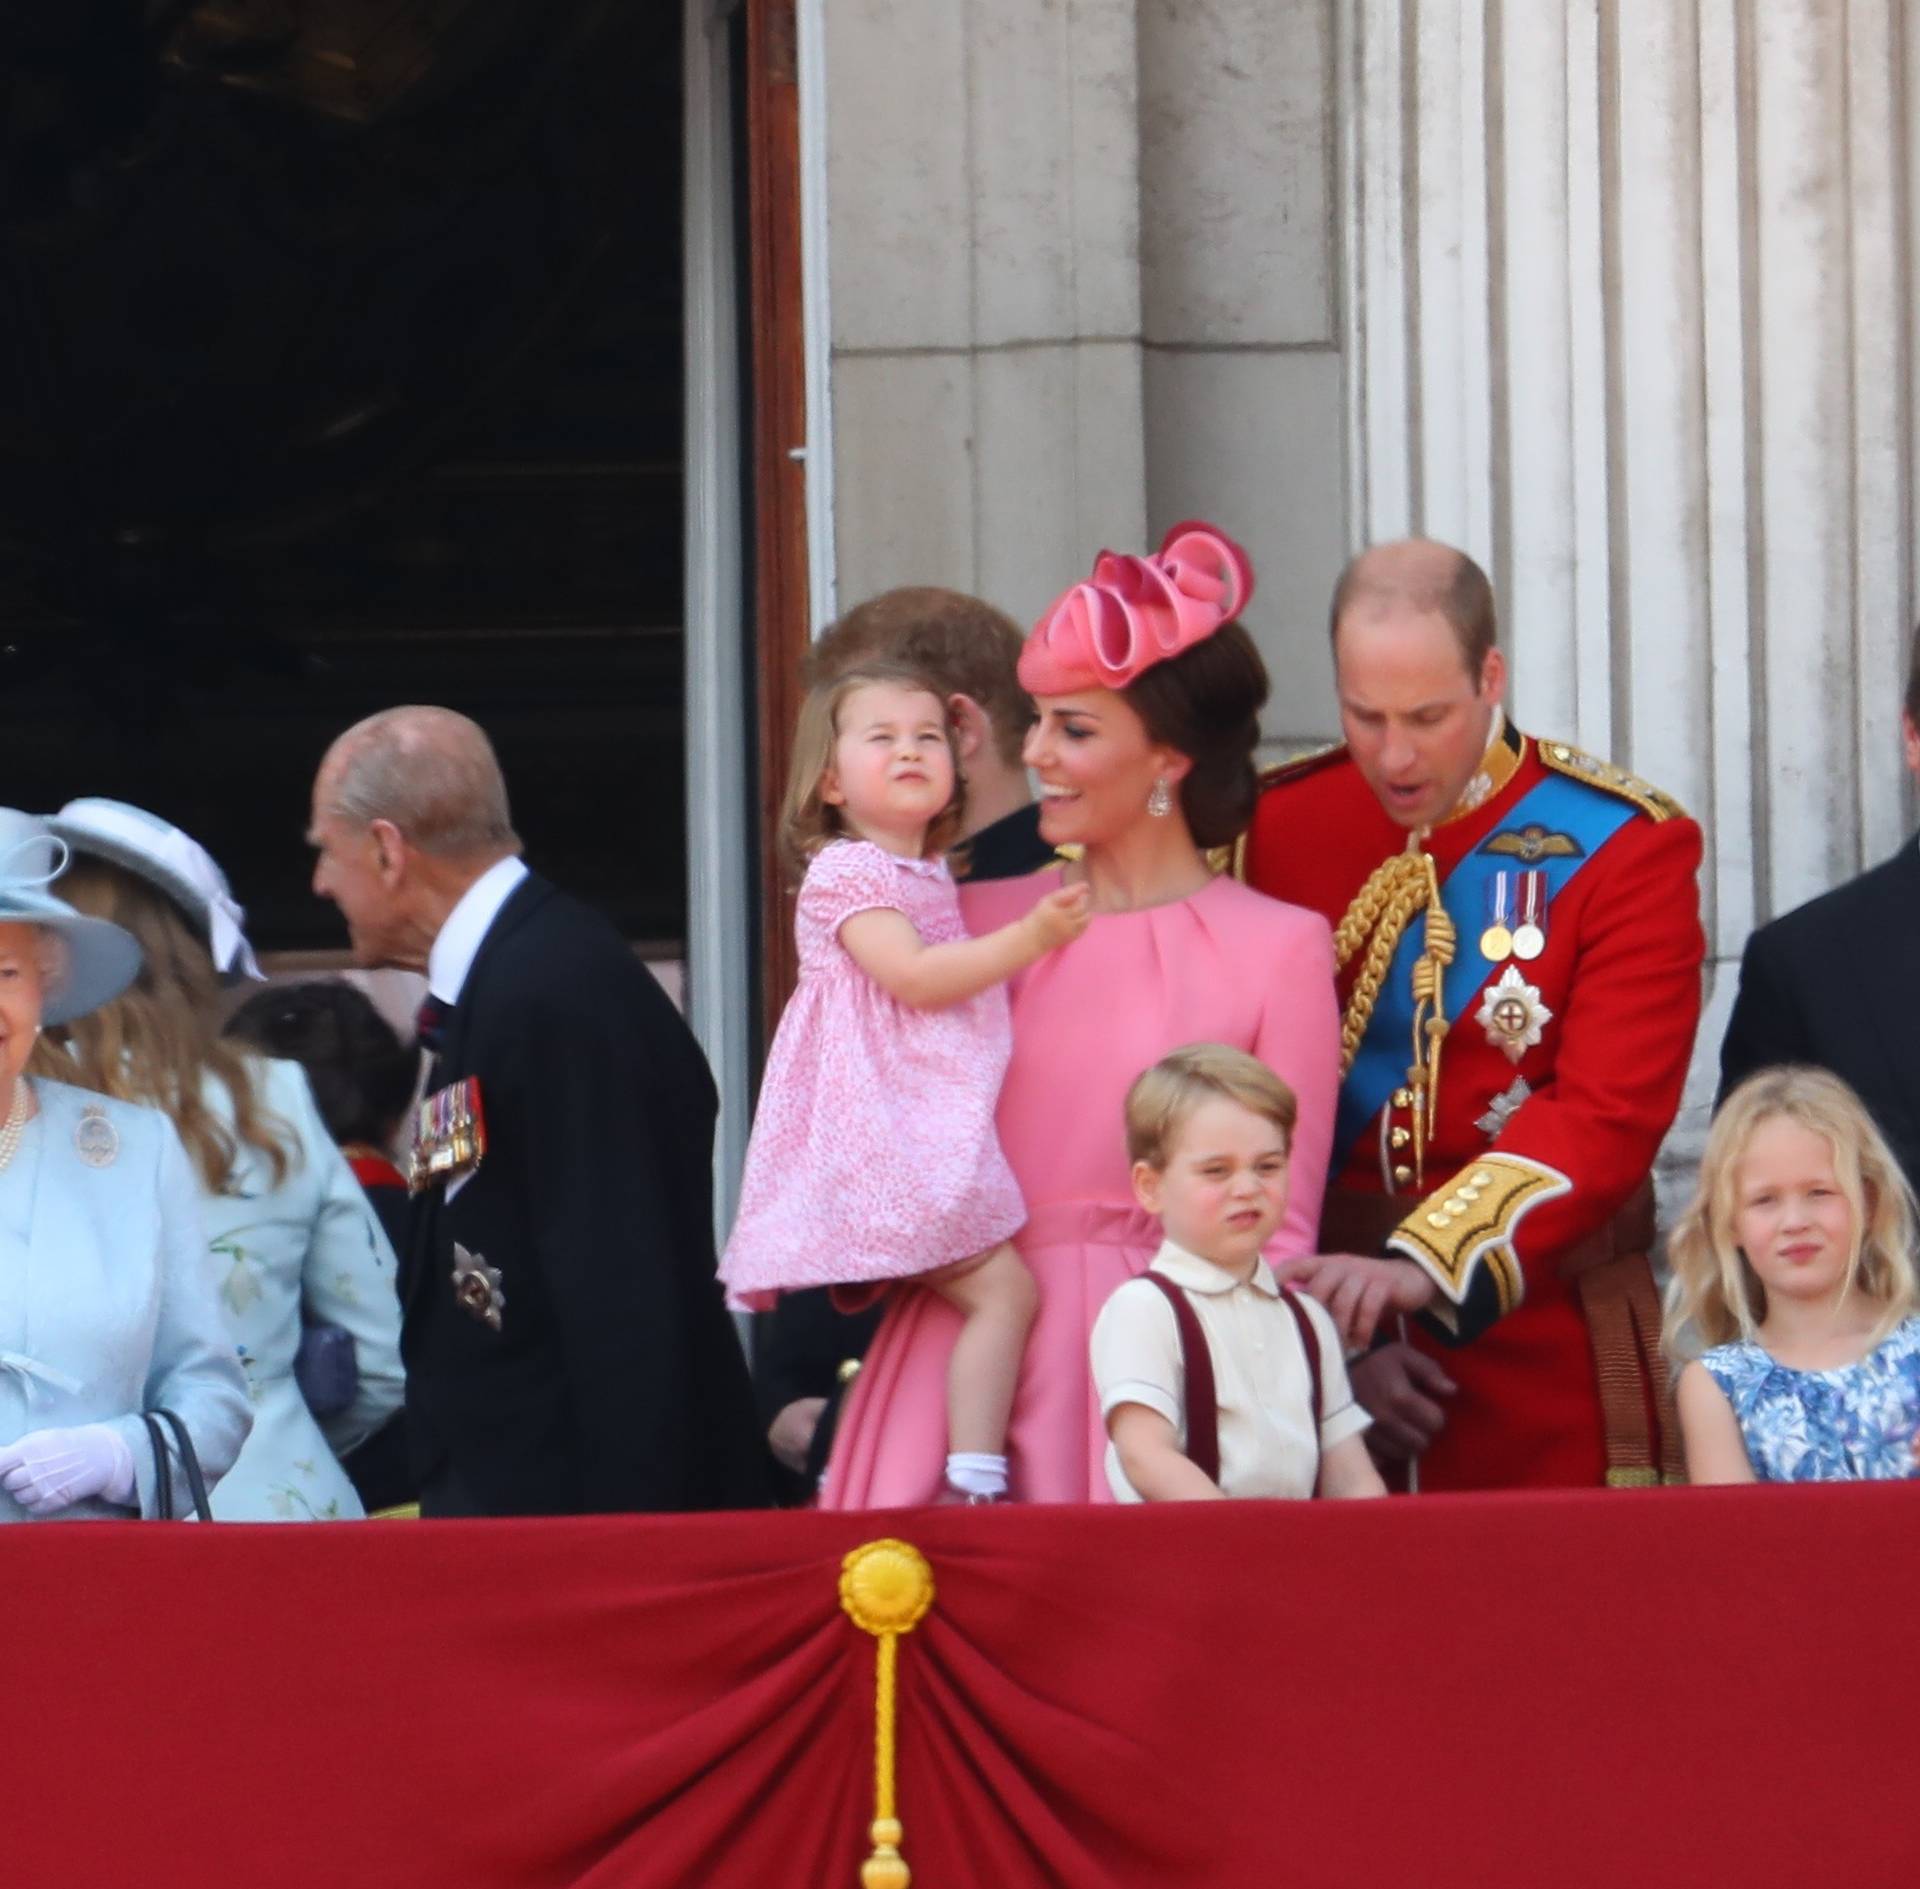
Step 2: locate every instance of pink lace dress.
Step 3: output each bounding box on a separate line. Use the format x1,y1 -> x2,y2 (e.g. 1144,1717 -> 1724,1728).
718,839 -> 1027,1311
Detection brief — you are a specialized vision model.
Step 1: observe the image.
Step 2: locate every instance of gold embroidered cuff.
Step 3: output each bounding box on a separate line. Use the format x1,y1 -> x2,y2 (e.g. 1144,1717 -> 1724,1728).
1386,1153 -> 1573,1333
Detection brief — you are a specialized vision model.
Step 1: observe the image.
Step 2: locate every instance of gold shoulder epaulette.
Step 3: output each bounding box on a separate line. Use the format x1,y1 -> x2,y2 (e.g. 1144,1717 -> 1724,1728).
1254,739 -> 1347,793
1536,740 -> 1686,823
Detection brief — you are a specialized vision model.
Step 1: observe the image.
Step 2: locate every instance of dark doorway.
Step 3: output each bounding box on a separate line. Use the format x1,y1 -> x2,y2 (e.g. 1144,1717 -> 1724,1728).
0,2 -> 686,950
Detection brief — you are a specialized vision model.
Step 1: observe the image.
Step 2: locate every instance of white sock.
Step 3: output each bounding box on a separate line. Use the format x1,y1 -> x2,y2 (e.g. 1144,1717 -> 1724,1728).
946,1452 -> 1008,1498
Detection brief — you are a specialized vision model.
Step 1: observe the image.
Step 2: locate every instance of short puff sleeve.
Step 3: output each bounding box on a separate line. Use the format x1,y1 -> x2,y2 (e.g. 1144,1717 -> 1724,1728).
1089,1278 -> 1184,1433
800,841 -> 911,940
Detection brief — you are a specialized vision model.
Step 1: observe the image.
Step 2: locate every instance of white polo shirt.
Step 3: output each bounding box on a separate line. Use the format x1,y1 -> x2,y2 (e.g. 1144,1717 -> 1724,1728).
1090,1239 -> 1369,1501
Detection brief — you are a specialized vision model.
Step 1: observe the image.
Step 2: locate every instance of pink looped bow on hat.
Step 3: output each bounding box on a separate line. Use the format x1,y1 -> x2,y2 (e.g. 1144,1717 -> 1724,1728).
1018,520 -> 1255,695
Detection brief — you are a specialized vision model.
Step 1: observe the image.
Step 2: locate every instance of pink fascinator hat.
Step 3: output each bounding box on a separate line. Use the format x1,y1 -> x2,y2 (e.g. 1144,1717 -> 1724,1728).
1019,520 -> 1255,695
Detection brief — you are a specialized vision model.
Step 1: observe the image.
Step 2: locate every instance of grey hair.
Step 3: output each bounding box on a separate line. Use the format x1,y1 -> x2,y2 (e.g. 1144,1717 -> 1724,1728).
31,928 -> 68,1005
323,706 -> 521,859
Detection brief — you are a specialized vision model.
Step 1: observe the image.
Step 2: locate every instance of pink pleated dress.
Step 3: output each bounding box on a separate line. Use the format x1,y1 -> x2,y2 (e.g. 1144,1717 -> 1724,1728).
820,867 -> 1342,1508
718,840 -> 1027,1312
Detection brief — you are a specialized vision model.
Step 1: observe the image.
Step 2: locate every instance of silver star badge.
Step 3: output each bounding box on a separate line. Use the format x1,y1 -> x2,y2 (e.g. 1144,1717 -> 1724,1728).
1477,965 -> 1553,1066
451,1242 -> 505,1332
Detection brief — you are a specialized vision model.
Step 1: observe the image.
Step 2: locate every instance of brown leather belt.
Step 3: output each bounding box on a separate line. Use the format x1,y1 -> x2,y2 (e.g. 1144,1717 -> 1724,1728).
1320,1178 -> 1682,1487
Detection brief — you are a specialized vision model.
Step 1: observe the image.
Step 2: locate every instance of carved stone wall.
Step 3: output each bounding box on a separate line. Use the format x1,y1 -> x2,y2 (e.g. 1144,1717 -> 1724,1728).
1342,0 -> 1919,1187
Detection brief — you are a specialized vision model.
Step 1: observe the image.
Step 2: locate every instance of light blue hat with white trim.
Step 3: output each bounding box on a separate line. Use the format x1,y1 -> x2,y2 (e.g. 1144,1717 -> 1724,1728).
48,797 -> 263,985
0,809 -> 143,1025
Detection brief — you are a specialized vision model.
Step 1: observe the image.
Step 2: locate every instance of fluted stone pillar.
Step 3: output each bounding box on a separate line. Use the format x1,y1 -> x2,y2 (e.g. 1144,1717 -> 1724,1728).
1341,0 -> 1920,1192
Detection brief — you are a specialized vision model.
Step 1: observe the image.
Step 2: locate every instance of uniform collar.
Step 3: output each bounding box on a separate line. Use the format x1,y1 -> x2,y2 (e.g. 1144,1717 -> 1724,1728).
1434,710 -> 1524,828
1150,1237 -> 1281,1298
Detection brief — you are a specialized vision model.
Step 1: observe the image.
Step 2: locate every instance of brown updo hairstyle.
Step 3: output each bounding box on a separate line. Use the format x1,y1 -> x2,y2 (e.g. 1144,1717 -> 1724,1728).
1120,621 -> 1270,848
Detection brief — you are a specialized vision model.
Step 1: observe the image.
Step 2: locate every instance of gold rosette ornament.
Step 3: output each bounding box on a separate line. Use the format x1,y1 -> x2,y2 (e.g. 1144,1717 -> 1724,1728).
839,1539 -> 936,1889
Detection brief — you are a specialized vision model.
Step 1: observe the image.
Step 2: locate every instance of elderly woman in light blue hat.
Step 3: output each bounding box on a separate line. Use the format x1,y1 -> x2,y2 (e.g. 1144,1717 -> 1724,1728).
0,810 -> 251,1519
38,799 -> 403,1521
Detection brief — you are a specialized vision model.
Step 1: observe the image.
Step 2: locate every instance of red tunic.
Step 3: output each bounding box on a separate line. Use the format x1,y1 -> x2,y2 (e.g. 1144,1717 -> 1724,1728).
1240,732 -> 1704,1489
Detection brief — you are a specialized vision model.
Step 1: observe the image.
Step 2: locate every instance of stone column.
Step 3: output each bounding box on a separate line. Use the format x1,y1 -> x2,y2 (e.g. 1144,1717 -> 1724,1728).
814,0 -> 1349,693
1343,0 -> 1919,1189
818,0 -> 1149,625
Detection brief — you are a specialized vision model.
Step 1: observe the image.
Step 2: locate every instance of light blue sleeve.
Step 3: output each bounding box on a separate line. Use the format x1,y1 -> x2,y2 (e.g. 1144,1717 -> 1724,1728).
286,1070 -> 405,1454
119,1122 -> 253,1517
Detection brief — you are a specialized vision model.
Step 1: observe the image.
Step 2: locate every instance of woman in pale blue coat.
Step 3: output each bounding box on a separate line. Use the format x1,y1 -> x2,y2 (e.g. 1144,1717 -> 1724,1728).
0,812 -> 251,1521
199,1055 -> 405,1518
39,799 -> 404,1521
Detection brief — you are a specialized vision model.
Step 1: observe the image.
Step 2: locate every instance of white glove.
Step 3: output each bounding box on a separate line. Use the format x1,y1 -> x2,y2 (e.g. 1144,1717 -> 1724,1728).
0,1424 -> 137,1515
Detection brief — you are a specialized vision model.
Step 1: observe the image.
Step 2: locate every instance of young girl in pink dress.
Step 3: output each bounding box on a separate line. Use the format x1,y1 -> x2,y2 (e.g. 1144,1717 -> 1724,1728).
719,660 -> 1089,1502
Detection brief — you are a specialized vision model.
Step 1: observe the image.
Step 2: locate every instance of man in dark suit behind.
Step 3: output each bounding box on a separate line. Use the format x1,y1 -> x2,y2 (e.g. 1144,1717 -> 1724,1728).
1719,631 -> 1920,1195
309,705 -> 767,1517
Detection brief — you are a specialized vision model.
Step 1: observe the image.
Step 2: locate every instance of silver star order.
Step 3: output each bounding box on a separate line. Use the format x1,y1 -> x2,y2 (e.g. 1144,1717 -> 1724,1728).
451,1242 -> 505,1332
1476,965 -> 1553,1066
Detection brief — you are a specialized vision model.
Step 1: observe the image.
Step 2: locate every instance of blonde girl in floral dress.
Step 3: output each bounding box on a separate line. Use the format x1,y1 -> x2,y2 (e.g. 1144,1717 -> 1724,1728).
1667,1066 -> 1920,1483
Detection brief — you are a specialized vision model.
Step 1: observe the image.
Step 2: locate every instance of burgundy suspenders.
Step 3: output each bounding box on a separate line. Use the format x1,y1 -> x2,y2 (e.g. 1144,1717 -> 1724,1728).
1138,1272 -> 1326,1494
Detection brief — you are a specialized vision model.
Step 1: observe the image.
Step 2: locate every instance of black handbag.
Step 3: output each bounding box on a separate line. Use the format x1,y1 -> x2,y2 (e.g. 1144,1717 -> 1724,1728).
294,1319 -> 359,1417
140,1408 -> 215,1522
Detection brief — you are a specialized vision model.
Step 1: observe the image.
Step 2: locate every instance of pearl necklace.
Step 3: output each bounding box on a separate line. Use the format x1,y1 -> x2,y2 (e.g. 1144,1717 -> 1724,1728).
0,1081 -> 32,1174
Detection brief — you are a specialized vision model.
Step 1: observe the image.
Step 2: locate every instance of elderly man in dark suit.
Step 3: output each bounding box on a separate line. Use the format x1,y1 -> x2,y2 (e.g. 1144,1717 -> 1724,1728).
1718,630 -> 1920,1194
309,705 -> 767,1517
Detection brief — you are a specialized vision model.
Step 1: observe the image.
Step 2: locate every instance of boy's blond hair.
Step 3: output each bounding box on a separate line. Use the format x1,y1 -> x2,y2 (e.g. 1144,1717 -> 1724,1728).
1664,1065 -> 1920,1354
1125,1043 -> 1297,1168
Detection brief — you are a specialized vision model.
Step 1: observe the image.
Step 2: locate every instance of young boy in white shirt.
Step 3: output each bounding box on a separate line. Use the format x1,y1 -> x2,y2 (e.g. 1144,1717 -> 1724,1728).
1091,1044 -> 1385,1501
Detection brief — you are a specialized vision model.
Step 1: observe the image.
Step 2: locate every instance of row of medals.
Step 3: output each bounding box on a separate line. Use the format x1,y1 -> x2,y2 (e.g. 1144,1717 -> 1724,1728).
1479,869 -> 1545,963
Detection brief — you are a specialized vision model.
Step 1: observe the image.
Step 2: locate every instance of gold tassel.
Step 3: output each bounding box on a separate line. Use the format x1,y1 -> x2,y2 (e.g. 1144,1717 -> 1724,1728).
840,1539 -> 936,1889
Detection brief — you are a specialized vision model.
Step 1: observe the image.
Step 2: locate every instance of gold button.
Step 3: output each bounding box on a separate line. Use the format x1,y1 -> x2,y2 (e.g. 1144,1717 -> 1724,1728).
1459,1185 -> 1481,1204
1393,1088 -> 1413,1109
1550,744 -> 1571,761
1473,1170 -> 1494,1187
1390,1128 -> 1411,1150
1393,1164 -> 1412,1185
1426,1212 -> 1447,1229
837,1358 -> 862,1386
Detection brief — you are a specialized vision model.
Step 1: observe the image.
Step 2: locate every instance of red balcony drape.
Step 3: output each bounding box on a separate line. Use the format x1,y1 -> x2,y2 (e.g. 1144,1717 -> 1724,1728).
14,1486 -> 1915,1886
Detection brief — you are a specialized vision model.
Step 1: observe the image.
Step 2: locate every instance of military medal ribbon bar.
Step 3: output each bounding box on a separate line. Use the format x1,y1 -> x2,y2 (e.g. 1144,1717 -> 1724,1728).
407,1076 -> 489,1195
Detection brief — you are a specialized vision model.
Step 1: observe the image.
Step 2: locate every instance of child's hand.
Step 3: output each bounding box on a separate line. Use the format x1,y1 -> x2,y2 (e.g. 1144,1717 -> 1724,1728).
1026,883 -> 1093,952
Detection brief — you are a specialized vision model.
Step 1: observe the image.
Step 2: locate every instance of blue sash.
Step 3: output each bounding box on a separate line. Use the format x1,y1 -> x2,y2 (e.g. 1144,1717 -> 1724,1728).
1332,771 -> 1636,1169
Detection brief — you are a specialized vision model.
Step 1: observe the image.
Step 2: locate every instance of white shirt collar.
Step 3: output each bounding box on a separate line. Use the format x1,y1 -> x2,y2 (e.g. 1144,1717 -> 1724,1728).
1149,1237 -> 1281,1298
427,856 -> 529,1005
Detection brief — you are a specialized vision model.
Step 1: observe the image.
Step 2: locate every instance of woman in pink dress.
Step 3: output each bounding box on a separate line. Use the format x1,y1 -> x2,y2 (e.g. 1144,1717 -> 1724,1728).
823,523 -> 1342,1506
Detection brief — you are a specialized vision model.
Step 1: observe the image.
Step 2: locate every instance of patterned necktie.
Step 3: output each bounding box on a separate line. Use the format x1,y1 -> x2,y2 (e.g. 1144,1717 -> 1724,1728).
415,994 -> 452,1056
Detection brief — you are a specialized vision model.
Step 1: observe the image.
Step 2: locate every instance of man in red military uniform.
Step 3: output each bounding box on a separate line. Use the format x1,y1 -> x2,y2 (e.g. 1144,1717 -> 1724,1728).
1240,540 -> 1704,1489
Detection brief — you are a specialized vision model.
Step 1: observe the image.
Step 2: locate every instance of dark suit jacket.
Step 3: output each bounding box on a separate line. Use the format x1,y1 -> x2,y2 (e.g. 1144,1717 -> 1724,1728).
1718,843 -> 1920,1194
406,873 -> 769,1515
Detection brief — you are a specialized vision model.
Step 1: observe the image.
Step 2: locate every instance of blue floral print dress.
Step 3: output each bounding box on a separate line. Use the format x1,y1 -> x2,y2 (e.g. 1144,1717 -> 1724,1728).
1700,1315 -> 1920,1481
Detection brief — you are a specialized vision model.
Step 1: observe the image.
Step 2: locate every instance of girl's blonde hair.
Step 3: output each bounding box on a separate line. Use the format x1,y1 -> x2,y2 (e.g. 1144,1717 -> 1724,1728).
28,857 -> 296,1192
1664,1065 -> 1920,1354
777,661 -> 965,881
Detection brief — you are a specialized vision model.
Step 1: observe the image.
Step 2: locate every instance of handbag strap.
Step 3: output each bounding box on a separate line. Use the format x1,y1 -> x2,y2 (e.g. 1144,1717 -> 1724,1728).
144,1408 -> 214,1522
1279,1286 -> 1325,1496
139,1413 -> 174,1522
1138,1272 -> 1220,1485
